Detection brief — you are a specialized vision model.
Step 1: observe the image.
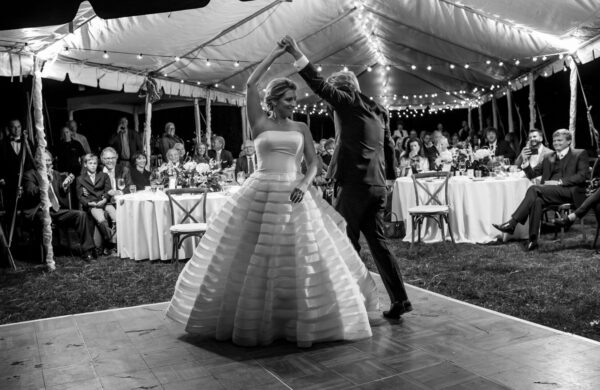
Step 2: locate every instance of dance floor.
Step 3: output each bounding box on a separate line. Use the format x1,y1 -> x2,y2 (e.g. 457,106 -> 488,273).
1,274 -> 599,390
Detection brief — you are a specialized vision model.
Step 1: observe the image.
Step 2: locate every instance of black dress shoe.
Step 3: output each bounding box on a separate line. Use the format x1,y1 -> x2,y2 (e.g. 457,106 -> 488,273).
554,217 -> 574,229
80,251 -> 93,261
492,222 -> 515,235
526,240 -> 538,251
383,301 -> 413,319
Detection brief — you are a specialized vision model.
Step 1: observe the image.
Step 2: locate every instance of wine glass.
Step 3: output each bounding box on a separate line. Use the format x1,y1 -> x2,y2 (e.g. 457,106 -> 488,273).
415,161 -> 422,173
503,158 -> 511,173
117,178 -> 126,192
237,171 -> 246,184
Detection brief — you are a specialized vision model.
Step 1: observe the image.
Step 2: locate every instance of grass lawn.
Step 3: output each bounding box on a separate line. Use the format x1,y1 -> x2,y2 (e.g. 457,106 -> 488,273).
1,222 -> 600,342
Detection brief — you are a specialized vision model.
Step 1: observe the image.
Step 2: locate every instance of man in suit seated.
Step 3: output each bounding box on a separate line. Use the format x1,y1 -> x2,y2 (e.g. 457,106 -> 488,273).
208,136 -> 234,169
484,127 -> 516,162
22,150 -> 96,260
100,147 -> 131,201
493,129 -> 588,250
234,139 -> 257,181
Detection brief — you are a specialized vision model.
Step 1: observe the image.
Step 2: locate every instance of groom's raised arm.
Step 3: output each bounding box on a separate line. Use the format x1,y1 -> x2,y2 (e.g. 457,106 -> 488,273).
283,36 -> 353,109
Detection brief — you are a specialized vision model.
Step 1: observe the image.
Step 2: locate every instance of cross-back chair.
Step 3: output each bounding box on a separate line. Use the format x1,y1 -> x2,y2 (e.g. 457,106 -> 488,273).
165,188 -> 208,264
409,171 -> 455,251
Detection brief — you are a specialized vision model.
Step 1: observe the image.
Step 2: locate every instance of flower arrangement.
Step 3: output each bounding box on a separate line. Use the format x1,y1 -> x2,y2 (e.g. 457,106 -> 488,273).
151,160 -> 223,192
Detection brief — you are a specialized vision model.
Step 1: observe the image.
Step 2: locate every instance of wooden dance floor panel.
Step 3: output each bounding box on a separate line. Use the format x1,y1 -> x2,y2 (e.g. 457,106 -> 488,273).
1,274 -> 599,390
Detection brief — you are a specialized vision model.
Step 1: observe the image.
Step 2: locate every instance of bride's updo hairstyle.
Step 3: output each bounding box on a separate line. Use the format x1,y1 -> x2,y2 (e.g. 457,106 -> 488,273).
264,78 -> 297,112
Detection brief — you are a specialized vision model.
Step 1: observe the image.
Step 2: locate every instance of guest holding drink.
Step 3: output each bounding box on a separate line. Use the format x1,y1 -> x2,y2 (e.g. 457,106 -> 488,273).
399,138 -> 429,176
129,152 -> 151,190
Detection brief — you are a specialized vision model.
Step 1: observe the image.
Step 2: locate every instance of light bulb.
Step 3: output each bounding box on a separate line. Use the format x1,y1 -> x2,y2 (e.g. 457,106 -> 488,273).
137,53 -> 143,60
102,51 -> 109,59
234,60 -> 240,67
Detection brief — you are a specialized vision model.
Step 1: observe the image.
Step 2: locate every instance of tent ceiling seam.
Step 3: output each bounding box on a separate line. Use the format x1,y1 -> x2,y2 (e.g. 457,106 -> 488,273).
365,5 -> 524,70
154,0 -> 284,74
377,34 -> 501,84
33,14 -> 98,56
214,5 -> 357,85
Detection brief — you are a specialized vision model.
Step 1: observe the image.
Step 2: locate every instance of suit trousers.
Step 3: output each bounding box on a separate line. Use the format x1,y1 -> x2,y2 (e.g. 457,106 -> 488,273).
512,185 -> 574,239
334,183 -> 409,303
574,189 -> 600,219
37,209 -> 96,252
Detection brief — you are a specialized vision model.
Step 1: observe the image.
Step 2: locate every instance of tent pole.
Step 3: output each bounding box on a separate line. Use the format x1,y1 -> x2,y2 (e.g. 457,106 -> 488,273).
32,61 -> 55,272
568,58 -> 578,147
478,104 -> 483,136
492,96 -> 498,129
529,72 -> 536,131
467,107 -> 472,132
206,90 -> 212,149
194,98 -> 202,147
143,95 -> 152,169
133,106 -> 139,133
507,88 -> 514,134
241,105 -> 248,141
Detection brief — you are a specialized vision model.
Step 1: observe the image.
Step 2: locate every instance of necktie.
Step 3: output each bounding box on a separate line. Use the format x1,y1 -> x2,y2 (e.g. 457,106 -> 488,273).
47,179 -> 60,212
248,155 -> 255,174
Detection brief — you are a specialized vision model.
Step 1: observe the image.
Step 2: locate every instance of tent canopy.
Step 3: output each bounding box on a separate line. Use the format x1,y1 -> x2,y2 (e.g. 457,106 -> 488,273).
2,0 -> 600,110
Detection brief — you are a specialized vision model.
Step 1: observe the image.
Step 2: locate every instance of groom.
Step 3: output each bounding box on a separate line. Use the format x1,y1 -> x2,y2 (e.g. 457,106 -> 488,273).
283,36 -> 412,318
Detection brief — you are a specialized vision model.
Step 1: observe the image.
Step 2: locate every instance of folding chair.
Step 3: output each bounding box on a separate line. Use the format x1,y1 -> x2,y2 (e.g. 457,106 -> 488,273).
165,188 -> 208,264
409,171 -> 455,251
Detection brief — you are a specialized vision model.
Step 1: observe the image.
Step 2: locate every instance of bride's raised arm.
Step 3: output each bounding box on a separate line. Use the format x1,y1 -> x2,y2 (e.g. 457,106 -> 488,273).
246,42 -> 287,135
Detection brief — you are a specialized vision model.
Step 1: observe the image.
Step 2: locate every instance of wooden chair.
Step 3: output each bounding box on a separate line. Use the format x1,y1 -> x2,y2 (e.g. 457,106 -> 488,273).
165,188 -> 208,264
409,171 -> 455,251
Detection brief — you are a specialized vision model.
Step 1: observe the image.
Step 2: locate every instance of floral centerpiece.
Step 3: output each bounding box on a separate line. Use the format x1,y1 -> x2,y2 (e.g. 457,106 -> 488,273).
471,147 -> 492,174
152,160 -> 223,192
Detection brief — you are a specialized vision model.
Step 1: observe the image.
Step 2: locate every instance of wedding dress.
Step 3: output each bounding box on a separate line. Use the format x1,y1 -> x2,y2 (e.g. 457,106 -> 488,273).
166,130 -> 378,347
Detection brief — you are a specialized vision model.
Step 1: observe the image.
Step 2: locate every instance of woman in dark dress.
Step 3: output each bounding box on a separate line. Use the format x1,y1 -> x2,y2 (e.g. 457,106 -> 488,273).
129,152 -> 151,189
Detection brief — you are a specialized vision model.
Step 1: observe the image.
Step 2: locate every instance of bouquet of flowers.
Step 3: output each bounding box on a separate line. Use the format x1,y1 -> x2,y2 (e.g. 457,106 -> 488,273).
471,148 -> 492,174
151,160 -> 222,191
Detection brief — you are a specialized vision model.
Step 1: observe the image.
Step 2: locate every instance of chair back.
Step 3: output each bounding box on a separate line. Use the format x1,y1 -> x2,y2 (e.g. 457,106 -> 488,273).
165,188 -> 208,225
411,171 -> 451,207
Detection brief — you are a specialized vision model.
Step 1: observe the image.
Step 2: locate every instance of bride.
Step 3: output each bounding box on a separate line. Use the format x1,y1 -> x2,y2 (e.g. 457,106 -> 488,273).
166,41 -> 378,347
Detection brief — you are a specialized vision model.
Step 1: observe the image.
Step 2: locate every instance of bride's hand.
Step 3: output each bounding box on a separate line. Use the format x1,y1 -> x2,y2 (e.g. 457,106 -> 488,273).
289,187 -> 305,203
270,41 -> 287,58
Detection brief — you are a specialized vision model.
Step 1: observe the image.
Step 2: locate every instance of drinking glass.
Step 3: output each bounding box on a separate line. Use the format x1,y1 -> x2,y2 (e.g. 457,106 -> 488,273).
117,178 -> 126,191
415,161 -> 422,173
503,158 -> 511,172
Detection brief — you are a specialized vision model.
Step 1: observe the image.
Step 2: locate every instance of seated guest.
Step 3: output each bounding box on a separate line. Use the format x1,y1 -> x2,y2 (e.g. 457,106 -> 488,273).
450,133 -> 460,148
23,150 -> 96,260
321,138 -> 335,168
208,136 -> 234,169
130,152 -> 151,189
76,154 -> 116,255
515,129 -> 552,170
173,142 -> 187,162
54,126 -> 85,176
399,138 -> 429,176
434,137 -> 453,168
164,148 -> 182,168
408,129 -> 418,140
392,122 -> 408,141
493,129 -> 588,251
457,120 -> 470,141
159,122 -> 184,160
394,137 -> 405,162
234,139 -> 257,180
101,147 -> 131,202
422,132 -> 438,168
483,127 -> 516,162
193,141 -> 210,164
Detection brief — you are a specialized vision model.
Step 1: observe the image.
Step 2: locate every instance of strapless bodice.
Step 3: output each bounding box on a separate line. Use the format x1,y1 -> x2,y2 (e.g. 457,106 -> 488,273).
254,130 -> 303,174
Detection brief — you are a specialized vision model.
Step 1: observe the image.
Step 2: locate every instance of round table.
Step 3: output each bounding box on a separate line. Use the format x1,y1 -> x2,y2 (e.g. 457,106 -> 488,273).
391,175 -> 532,243
116,188 -> 239,261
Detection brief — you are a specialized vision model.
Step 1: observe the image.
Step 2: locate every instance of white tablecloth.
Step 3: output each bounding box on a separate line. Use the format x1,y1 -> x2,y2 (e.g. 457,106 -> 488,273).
391,176 -> 532,243
116,188 -> 238,261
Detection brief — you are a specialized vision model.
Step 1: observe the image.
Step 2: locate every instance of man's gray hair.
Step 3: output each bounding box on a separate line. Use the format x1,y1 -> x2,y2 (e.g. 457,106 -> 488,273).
101,146 -> 118,158
326,71 -> 361,92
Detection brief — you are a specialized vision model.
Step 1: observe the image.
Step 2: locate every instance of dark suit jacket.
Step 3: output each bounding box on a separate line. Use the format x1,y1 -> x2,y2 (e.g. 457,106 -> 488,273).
207,149 -> 234,169
108,129 -> 143,161
234,154 -> 257,177
76,172 -> 111,209
22,169 -> 70,219
524,148 -> 589,207
298,62 -> 395,186
486,140 -> 516,162
0,138 -> 34,186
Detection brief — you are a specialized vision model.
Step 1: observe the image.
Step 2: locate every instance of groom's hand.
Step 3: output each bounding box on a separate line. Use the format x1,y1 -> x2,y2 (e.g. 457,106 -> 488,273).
282,35 -> 302,60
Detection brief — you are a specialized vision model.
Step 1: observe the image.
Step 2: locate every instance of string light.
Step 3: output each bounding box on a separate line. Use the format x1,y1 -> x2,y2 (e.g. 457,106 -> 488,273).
174,56 -> 181,62
205,58 -> 211,66
214,83 -> 219,87
234,60 -> 240,67
426,65 -> 432,71
367,66 -> 372,72
137,53 -> 143,60
498,61 -> 504,66
411,65 -> 417,70
317,64 -> 323,72
102,51 -> 109,59
464,64 -> 469,69
485,60 -> 491,65
514,59 -> 520,65
449,64 -> 455,69
343,65 -> 349,72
